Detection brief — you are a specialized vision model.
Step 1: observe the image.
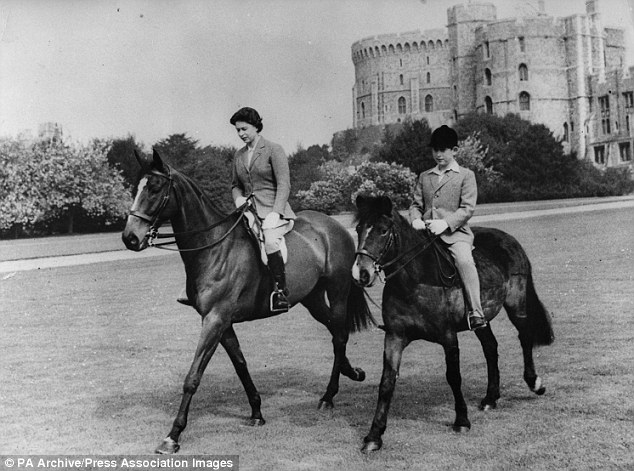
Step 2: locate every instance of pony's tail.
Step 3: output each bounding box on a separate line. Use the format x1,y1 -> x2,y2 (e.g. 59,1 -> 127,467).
346,282 -> 377,334
526,271 -> 555,346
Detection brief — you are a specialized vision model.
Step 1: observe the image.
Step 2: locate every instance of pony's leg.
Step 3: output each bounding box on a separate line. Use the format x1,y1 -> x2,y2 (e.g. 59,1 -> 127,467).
220,326 -> 265,426
156,313 -> 228,454
361,332 -> 409,453
302,289 -> 364,410
443,337 -> 471,433
505,301 -> 547,396
474,324 -> 501,410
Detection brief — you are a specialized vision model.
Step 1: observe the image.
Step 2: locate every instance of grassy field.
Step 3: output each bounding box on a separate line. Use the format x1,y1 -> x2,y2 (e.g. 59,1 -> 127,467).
1,207 -> 633,470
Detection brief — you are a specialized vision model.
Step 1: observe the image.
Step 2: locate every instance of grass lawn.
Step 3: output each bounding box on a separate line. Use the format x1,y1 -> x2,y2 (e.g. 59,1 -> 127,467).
0,207 -> 632,470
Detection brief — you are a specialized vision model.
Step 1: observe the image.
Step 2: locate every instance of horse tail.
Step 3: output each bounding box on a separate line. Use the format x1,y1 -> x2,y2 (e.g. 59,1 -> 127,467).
346,282 -> 377,334
526,270 -> 555,346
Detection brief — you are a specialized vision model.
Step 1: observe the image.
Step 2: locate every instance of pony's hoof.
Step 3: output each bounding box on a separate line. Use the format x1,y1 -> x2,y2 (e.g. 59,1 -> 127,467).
246,417 -> 266,426
480,401 -> 497,411
530,377 -> 546,395
361,438 -> 382,453
155,437 -> 180,454
452,424 -> 471,433
318,400 -> 334,411
352,367 -> 366,382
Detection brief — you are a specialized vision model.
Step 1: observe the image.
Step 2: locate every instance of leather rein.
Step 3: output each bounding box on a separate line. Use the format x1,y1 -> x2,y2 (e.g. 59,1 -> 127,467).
128,167 -> 251,252
355,222 -> 456,285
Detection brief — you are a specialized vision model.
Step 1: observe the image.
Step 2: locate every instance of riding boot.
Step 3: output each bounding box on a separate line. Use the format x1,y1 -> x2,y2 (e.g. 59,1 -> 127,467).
267,251 -> 289,313
176,287 -> 192,306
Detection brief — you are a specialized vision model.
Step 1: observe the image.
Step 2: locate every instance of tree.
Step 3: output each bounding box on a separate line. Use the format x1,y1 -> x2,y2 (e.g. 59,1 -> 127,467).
106,135 -> 146,192
154,133 -> 201,171
289,144 -> 331,209
376,118 -> 434,174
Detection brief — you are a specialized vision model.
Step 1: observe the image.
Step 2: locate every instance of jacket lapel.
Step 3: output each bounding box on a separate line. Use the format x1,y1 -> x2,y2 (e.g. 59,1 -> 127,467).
249,137 -> 266,170
435,169 -> 459,193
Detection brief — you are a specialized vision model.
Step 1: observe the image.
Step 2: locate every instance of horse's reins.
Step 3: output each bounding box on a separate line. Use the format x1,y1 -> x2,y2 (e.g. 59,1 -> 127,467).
129,167 -> 252,252
356,223 -> 456,285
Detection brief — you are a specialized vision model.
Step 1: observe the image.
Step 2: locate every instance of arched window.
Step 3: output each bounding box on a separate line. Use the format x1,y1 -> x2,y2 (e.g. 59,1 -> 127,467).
519,92 -> 530,111
563,122 -> 569,142
485,96 -> 493,114
485,68 -> 492,86
519,63 -> 528,81
426,72 -> 431,84
424,95 -> 433,112
398,97 -> 407,114
400,74 -> 404,85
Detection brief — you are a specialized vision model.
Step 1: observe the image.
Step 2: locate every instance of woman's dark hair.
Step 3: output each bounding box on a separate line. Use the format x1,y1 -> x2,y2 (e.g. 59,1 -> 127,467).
230,107 -> 263,132
429,125 -> 458,151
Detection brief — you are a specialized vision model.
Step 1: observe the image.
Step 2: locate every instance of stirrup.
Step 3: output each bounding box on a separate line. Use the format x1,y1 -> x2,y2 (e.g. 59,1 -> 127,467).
270,290 -> 289,313
467,311 -> 487,331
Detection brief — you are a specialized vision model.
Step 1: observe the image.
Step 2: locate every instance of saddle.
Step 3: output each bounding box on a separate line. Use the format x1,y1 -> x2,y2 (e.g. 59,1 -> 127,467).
241,207 -> 288,265
429,237 -> 460,288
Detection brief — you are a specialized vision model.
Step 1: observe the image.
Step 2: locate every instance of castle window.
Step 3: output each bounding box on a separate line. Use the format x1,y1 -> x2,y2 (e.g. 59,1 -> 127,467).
563,122 -> 569,142
400,59 -> 403,67
519,64 -> 528,81
398,97 -> 407,114
484,41 -> 490,58
425,95 -> 434,112
400,74 -> 404,85
620,142 -> 632,162
426,56 -> 430,65
436,40 -> 443,49
404,43 -> 410,53
624,91 -> 634,109
428,40 -> 435,50
426,72 -> 431,84
485,96 -> 493,114
594,146 -> 606,164
599,95 -> 611,134
361,102 -> 366,119
626,115 -> 630,133
519,92 -> 530,111
518,36 -> 525,52
389,44 -> 395,54
485,68 -> 492,86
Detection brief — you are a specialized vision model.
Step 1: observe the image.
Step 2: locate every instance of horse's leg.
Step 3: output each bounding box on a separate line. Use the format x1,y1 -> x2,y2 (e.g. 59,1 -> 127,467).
504,298 -> 546,396
361,332 -> 409,453
442,335 -> 471,433
156,313 -> 228,454
302,287 -> 364,411
474,324 -> 501,410
220,326 -> 265,426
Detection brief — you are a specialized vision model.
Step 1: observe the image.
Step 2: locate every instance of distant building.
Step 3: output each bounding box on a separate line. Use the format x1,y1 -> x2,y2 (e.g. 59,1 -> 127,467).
350,0 -> 633,169
38,122 -> 63,142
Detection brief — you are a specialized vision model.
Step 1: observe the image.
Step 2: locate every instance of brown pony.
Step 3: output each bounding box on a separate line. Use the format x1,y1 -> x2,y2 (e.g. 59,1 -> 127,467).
352,195 -> 554,452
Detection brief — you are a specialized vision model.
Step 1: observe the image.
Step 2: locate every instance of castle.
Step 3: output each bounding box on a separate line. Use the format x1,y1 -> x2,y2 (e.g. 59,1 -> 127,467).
350,0 -> 633,169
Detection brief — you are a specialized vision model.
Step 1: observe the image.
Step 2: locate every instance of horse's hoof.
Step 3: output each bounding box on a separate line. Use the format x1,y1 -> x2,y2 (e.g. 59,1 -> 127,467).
246,417 -> 266,426
155,437 -> 180,454
530,377 -> 546,395
452,424 -> 471,433
480,401 -> 497,411
352,367 -> 366,382
318,400 -> 334,411
361,438 -> 382,453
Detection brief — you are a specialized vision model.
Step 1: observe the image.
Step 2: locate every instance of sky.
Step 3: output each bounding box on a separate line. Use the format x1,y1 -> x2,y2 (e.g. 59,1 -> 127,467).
1,0 -> 633,153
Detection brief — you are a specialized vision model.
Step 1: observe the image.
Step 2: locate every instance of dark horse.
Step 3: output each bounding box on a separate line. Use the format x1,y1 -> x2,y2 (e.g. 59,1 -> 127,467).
352,195 -> 554,452
122,150 -> 375,454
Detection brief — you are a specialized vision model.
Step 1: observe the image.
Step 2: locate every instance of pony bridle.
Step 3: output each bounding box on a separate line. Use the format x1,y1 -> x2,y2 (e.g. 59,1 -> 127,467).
355,225 -> 397,281
129,168 -> 174,245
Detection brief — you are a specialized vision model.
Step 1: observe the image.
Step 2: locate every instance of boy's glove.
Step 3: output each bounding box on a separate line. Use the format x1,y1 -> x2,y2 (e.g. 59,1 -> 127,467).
425,219 -> 449,235
411,218 -> 426,231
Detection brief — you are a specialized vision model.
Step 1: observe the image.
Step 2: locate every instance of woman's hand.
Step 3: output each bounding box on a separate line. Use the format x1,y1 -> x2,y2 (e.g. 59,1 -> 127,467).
262,212 -> 281,229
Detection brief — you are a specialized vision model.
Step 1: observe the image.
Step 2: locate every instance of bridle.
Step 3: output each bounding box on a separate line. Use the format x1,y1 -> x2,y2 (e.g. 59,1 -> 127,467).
128,167 -> 252,252
355,220 -> 443,283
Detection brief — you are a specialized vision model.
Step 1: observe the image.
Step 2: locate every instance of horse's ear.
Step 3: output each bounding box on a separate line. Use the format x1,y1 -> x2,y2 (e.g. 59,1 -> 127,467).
152,148 -> 166,173
355,194 -> 369,210
377,195 -> 393,215
134,149 -> 147,169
